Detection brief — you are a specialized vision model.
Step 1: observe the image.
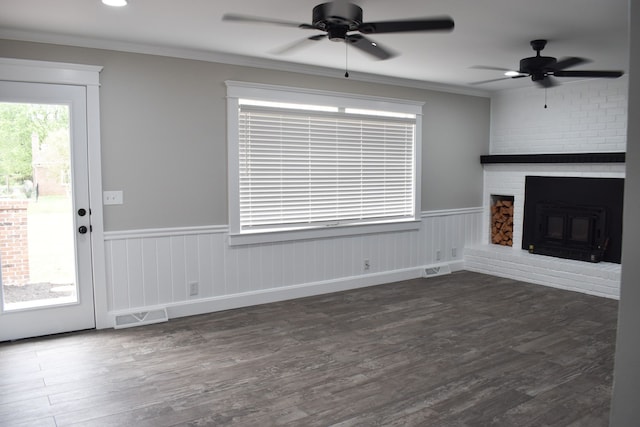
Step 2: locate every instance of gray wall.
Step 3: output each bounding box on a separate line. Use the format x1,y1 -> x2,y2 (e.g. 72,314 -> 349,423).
610,0 -> 640,424
0,39 -> 489,231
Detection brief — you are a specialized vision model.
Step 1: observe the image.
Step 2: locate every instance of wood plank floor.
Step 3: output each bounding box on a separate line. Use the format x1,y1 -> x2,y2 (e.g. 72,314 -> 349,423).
0,271 -> 618,426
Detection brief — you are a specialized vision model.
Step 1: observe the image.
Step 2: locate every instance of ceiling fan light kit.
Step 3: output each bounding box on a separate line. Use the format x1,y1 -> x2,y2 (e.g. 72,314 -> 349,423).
102,0 -> 127,7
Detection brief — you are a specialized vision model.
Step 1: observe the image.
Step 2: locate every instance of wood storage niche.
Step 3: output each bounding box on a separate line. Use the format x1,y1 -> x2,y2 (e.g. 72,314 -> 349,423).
491,195 -> 514,247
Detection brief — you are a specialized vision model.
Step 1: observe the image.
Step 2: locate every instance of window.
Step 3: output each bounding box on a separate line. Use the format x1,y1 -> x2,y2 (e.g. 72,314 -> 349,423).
226,81 -> 423,244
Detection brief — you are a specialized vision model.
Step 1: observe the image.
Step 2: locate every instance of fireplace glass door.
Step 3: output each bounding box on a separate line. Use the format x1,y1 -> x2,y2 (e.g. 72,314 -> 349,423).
533,202 -> 607,262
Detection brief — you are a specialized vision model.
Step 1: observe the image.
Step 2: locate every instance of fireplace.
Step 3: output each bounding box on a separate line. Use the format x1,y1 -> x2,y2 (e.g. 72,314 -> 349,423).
522,176 -> 624,263
472,154 -> 625,298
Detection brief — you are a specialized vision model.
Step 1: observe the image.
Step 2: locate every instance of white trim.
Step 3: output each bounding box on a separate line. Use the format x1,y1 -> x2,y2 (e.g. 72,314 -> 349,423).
0,29 -> 490,98
226,80 -> 425,113
228,220 -> 421,246
421,207 -> 483,218
227,95 -> 241,236
104,225 -> 229,240
86,84 -> 109,329
0,58 -> 102,86
106,261 -> 460,325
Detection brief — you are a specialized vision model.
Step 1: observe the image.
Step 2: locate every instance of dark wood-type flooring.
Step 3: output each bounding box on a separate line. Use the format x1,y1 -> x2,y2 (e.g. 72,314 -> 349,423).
0,271 -> 619,426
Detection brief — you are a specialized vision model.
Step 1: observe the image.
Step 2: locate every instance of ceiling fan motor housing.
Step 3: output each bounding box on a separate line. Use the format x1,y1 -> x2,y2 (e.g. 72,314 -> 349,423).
520,56 -> 557,80
313,2 -> 363,41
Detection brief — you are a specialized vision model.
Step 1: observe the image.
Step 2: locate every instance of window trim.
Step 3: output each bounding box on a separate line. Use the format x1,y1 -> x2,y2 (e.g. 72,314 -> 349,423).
226,80 -> 423,246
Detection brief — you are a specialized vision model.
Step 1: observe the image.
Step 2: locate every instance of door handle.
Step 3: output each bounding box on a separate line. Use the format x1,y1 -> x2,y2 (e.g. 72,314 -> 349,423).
78,225 -> 88,234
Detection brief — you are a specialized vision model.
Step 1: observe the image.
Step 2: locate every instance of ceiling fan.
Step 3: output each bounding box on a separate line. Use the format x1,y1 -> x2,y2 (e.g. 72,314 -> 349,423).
472,39 -> 624,88
222,1 -> 454,61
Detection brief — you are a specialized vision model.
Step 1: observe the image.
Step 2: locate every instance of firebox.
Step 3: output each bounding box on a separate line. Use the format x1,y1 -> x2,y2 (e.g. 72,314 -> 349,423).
532,202 -> 608,262
522,176 -> 624,263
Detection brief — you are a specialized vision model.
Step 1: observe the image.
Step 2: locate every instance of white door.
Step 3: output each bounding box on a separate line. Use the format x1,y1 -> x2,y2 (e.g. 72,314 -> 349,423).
0,81 -> 95,341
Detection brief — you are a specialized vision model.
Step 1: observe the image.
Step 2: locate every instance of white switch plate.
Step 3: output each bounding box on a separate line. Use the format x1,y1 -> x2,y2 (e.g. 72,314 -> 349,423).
103,190 -> 123,205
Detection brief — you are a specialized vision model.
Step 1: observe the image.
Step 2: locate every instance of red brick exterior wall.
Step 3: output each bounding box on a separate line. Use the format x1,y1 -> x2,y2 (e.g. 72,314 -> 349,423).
0,200 -> 30,286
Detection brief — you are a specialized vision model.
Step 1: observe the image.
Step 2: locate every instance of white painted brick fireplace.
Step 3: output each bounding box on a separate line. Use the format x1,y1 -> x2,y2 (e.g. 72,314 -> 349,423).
465,78 -> 628,299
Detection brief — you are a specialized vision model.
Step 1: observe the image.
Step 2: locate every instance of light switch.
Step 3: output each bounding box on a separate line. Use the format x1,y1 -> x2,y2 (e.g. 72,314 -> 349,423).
103,190 -> 124,205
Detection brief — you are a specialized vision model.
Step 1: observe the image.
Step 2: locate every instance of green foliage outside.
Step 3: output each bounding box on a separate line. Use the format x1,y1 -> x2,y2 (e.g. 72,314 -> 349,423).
0,103 -> 69,191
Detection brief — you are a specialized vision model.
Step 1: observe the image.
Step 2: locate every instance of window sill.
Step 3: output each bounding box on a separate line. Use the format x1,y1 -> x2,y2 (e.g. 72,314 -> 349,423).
228,220 -> 421,246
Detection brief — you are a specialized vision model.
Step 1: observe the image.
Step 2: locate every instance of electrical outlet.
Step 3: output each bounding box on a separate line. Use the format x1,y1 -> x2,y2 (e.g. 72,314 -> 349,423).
103,190 -> 123,205
436,250 -> 441,261
452,247 -> 457,258
364,259 -> 370,270
189,282 -> 199,296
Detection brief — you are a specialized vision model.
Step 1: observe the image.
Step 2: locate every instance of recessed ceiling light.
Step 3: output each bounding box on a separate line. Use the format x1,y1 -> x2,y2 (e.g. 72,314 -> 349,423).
504,70 -> 520,77
102,0 -> 127,6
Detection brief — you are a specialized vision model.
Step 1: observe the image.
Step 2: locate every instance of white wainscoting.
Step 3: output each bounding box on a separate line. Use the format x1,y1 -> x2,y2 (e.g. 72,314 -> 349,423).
103,208 -> 482,326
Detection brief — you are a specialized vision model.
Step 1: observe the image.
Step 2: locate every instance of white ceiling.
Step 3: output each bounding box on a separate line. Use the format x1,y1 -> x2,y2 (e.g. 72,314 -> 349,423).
0,0 -> 630,93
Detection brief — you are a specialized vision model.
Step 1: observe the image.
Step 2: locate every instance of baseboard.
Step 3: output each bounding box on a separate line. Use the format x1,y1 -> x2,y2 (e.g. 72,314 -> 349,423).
106,261 -> 459,327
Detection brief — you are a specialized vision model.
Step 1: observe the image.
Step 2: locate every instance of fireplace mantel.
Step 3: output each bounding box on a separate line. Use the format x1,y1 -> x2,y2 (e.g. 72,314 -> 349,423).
480,152 -> 625,165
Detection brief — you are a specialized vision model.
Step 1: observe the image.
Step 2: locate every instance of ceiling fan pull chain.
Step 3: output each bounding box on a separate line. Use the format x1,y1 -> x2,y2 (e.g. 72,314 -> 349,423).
544,87 -> 548,109
344,41 -> 349,78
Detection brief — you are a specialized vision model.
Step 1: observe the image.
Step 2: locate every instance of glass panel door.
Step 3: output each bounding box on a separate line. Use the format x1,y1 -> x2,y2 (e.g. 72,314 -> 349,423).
0,81 -> 95,341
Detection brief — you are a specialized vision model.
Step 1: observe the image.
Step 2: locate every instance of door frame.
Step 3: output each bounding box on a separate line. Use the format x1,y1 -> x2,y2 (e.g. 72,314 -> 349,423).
0,57 -> 109,329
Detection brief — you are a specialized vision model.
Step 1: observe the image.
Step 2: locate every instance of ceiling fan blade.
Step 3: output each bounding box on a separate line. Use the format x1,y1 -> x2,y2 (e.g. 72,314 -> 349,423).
358,17 -> 454,34
308,34 -> 328,41
471,73 -> 528,85
535,76 -> 557,88
552,56 -> 589,70
222,13 -> 311,29
470,77 -> 511,85
553,70 -> 624,78
346,34 -> 396,60
470,65 -> 514,72
271,35 -> 327,55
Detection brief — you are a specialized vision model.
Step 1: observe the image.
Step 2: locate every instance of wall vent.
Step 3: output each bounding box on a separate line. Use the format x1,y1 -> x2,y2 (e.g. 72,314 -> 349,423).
114,308 -> 168,329
423,264 -> 452,277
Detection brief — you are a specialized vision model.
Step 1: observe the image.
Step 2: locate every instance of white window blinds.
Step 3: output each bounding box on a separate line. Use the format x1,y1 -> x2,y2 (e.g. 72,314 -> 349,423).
238,103 -> 416,232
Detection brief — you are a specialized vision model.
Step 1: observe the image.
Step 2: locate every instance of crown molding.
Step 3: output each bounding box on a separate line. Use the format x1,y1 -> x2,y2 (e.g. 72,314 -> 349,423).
0,28 -> 490,98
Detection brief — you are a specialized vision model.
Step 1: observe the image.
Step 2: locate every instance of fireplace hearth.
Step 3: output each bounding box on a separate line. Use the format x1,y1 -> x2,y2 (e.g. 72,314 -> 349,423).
522,176 -> 624,263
